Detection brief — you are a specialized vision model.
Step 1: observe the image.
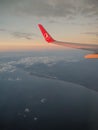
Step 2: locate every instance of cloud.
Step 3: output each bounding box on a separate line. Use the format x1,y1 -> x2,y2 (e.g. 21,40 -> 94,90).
48,20 -> 60,24
0,28 -> 38,40
0,29 -> 7,32
15,56 -> 80,68
0,63 -> 16,73
0,0 -> 97,32
0,0 -> 98,18
0,55 -> 80,74
83,32 -> 98,37
11,32 -> 33,40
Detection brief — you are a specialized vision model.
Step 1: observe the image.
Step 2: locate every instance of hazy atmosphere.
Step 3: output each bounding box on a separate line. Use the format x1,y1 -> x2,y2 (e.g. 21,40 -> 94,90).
0,0 -> 98,130
0,0 -> 98,51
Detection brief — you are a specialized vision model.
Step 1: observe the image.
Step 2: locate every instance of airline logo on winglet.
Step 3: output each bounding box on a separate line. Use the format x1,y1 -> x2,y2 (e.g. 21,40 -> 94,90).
38,24 -> 55,43
44,33 -> 49,40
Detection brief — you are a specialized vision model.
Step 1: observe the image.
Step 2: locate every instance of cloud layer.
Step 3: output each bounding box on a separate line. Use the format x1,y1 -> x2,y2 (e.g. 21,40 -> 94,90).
0,55 -> 80,73
0,28 -> 38,40
0,0 -> 97,46
0,0 -> 98,18
84,32 -> 98,37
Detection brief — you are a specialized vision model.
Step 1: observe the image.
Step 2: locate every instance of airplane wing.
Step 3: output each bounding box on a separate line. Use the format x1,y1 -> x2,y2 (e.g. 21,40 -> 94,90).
38,24 -> 98,59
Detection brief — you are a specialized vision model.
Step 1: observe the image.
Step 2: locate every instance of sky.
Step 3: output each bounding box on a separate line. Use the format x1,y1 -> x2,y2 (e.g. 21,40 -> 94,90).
0,0 -> 98,51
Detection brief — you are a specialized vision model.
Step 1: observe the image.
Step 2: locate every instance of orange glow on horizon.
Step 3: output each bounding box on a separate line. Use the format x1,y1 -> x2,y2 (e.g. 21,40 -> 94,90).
0,42 -> 66,51
85,54 -> 98,59
0,35 -> 98,51
0,38 -> 69,51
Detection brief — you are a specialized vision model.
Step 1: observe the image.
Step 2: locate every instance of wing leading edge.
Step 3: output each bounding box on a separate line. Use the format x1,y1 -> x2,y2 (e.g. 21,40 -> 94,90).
38,24 -> 98,58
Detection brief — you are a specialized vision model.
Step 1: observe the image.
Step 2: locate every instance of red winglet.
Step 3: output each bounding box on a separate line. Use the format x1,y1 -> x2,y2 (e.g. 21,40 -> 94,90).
38,24 -> 55,43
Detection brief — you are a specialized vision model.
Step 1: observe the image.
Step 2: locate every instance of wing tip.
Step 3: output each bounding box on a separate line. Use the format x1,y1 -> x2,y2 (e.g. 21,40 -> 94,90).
38,24 -> 55,43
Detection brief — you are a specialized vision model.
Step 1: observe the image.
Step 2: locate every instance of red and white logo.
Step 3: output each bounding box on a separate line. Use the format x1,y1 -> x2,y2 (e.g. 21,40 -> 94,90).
44,33 -> 49,40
